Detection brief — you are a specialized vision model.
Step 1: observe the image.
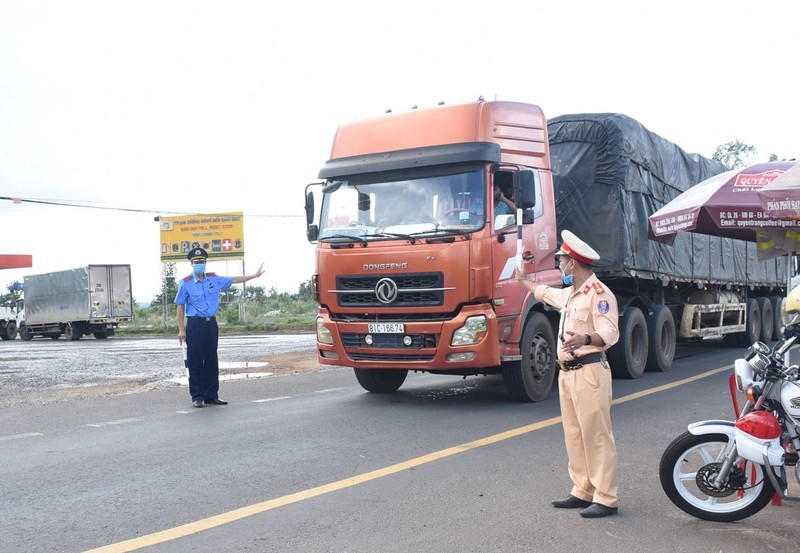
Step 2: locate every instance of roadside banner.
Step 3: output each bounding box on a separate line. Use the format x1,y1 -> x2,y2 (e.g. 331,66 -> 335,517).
158,212 -> 245,262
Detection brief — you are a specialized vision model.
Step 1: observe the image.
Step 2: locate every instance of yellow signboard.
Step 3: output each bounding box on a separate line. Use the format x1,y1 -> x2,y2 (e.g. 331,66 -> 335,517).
159,212 -> 245,262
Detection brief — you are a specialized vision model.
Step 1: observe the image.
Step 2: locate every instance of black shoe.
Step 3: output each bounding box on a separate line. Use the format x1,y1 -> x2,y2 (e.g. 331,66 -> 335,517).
192,400 -> 204,408
204,398 -> 228,405
580,503 -> 618,518
551,495 -> 593,509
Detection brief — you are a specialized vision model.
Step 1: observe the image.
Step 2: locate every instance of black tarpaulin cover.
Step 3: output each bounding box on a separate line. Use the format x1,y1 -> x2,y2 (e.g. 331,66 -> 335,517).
547,113 -> 786,286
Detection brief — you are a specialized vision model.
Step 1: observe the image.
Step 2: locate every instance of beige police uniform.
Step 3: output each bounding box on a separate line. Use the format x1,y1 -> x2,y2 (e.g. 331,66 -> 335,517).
533,233 -> 620,508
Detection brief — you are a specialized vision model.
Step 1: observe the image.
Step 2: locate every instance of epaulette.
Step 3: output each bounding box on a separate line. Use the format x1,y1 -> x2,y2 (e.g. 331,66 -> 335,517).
592,282 -> 605,294
206,272 -> 216,276
183,275 -> 193,281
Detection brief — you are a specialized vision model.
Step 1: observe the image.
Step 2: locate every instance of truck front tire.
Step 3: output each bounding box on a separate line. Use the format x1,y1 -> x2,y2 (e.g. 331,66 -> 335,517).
354,368 -> 408,393
503,312 -> 556,402
1,321 -> 16,340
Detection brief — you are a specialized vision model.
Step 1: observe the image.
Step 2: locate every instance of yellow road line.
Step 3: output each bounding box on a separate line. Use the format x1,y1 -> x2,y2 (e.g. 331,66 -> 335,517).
86,364 -> 732,552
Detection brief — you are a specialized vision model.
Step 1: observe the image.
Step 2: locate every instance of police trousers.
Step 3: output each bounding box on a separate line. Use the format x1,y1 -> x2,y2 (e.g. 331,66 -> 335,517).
558,361 -> 619,508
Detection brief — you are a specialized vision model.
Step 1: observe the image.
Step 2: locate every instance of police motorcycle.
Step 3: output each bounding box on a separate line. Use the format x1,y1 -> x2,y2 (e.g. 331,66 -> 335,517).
659,286 -> 800,522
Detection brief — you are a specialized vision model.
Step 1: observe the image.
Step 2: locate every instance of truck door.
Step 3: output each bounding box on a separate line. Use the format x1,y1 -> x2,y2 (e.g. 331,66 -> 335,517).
110,266 -> 133,318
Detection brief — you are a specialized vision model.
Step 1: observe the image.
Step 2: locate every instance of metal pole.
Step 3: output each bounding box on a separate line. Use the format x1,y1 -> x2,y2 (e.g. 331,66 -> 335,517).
240,259 -> 246,323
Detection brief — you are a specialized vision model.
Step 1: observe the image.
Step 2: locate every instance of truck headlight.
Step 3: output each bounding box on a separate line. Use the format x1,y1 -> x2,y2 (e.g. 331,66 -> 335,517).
316,317 -> 333,345
451,315 -> 487,346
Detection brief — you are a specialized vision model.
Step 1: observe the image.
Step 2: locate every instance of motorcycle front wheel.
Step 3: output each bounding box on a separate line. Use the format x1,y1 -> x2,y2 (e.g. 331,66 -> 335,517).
659,431 -> 776,522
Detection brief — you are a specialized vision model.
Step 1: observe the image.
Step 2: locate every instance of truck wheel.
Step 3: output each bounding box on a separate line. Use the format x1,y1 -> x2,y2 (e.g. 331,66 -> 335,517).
64,323 -> 82,341
645,305 -> 675,372
769,296 -> 783,340
735,298 -> 761,347
1,322 -> 13,340
503,312 -> 556,402
353,368 -> 408,393
755,297 -> 773,343
2,321 -> 17,340
608,306 -> 648,379
93,332 -> 108,339
19,325 -> 32,341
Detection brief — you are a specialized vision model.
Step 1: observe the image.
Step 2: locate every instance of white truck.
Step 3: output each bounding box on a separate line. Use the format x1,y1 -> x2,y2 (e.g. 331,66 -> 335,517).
18,265 -> 134,341
0,304 -> 20,340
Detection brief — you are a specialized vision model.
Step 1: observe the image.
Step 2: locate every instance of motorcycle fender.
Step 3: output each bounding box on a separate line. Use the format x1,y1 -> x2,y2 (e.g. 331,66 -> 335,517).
687,420 -> 736,439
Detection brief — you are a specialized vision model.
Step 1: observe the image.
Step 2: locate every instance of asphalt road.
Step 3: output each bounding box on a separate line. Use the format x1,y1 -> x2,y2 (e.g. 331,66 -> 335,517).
1,337 -> 798,553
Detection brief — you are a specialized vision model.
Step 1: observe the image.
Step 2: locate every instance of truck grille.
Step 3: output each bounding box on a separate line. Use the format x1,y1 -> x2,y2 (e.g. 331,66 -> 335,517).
341,332 -> 438,362
334,273 -> 445,307
341,333 -> 438,349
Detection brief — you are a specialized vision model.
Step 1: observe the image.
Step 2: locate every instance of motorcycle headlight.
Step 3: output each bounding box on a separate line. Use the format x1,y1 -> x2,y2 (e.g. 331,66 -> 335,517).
746,351 -> 769,374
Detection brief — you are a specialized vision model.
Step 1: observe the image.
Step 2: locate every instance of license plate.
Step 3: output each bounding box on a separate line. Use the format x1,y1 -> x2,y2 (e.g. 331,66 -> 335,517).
368,323 -> 404,334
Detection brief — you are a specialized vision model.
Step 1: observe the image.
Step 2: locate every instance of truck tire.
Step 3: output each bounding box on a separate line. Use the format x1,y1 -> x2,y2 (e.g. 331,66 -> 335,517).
502,312 -> 557,402
1,321 -> 16,340
645,305 -> 675,372
608,306 -> 648,379
353,368 -> 407,393
735,298 -> 761,347
769,296 -> 783,340
755,297 -> 773,343
19,325 -> 32,341
93,332 -> 108,339
64,323 -> 82,341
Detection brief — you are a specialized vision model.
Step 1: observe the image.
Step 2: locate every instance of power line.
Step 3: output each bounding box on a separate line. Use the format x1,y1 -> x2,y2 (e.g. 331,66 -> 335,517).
0,196 -> 302,218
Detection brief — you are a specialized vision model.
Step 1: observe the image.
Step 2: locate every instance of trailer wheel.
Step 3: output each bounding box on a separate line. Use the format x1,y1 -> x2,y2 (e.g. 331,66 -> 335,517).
645,305 -> 675,372
353,368 -> 408,393
503,312 -> 556,402
1,321 -> 16,340
19,325 -> 32,341
735,298 -> 761,347
64,323 -> 82,341
93,332 -> 108,339
755,297 -> 773,343
608,306 -> 648,379
769,296 -> 783,340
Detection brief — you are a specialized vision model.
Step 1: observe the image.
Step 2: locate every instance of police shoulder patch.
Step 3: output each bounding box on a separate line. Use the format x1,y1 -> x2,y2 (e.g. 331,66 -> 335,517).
592,282 -> 605,294
183,275 -> 193,281
206,272 -> 216,277
597,300 -> 610,314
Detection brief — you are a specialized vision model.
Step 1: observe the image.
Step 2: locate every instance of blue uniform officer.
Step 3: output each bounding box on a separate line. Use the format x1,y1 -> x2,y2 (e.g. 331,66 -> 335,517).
175,247 -> 265,408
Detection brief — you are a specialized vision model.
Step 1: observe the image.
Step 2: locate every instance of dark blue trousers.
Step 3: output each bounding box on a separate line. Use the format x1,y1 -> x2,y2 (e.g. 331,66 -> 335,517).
186,317 -> 220,402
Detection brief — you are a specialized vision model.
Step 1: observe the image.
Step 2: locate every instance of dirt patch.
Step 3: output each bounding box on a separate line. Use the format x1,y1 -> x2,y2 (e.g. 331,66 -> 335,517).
235,351 -> 326,375
0,351 -> 339,408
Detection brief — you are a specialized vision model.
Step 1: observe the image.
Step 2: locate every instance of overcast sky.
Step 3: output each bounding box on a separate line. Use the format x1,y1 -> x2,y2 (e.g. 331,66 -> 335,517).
1,0 -> 798,302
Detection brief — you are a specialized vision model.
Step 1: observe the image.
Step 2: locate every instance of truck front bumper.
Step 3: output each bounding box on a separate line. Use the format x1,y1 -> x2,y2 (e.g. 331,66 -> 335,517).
315,304 -> 501,370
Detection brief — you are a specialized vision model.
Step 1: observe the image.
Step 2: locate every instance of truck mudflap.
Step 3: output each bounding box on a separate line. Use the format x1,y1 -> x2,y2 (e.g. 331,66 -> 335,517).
316,304 -> 502,370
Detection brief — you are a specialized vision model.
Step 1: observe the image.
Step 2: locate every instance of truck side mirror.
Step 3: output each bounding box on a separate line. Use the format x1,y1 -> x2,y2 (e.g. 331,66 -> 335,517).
307,224 -> 319,242
514,170 -> 536,210
305,191 -> 315,226
358,192 -> 371,212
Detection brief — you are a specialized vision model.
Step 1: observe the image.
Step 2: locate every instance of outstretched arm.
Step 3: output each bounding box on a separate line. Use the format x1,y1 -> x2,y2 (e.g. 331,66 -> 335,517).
232,263 -> 265,284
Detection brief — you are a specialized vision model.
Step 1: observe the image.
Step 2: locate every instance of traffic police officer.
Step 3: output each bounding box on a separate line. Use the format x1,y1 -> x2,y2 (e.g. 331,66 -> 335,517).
175,247 -> 265,408
515,230 -> 620,518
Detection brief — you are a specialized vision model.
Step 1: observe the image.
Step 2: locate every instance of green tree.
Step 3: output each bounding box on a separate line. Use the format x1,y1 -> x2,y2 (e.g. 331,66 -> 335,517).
712,140 -> 757,169
151,263 -> 178,304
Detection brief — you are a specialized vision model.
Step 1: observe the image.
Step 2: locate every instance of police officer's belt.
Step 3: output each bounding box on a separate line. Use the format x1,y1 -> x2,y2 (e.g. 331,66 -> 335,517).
188,316 -> 216,321
558,352 -> 606,371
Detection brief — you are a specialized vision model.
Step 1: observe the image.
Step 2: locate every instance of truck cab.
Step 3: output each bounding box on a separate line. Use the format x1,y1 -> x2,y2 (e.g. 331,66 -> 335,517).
305,101 -> 561,401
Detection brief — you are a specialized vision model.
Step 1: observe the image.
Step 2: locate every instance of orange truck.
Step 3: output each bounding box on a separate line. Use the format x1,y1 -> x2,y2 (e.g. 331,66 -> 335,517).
303,100 -> 787,401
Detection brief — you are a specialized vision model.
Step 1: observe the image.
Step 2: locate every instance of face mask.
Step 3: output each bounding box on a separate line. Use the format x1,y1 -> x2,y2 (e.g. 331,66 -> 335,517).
193,263 -> 206,275
560,260 -> 574,286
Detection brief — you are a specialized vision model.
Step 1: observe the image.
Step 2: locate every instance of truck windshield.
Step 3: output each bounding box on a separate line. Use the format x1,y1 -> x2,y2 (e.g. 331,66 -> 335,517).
318,168 -> 485,241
